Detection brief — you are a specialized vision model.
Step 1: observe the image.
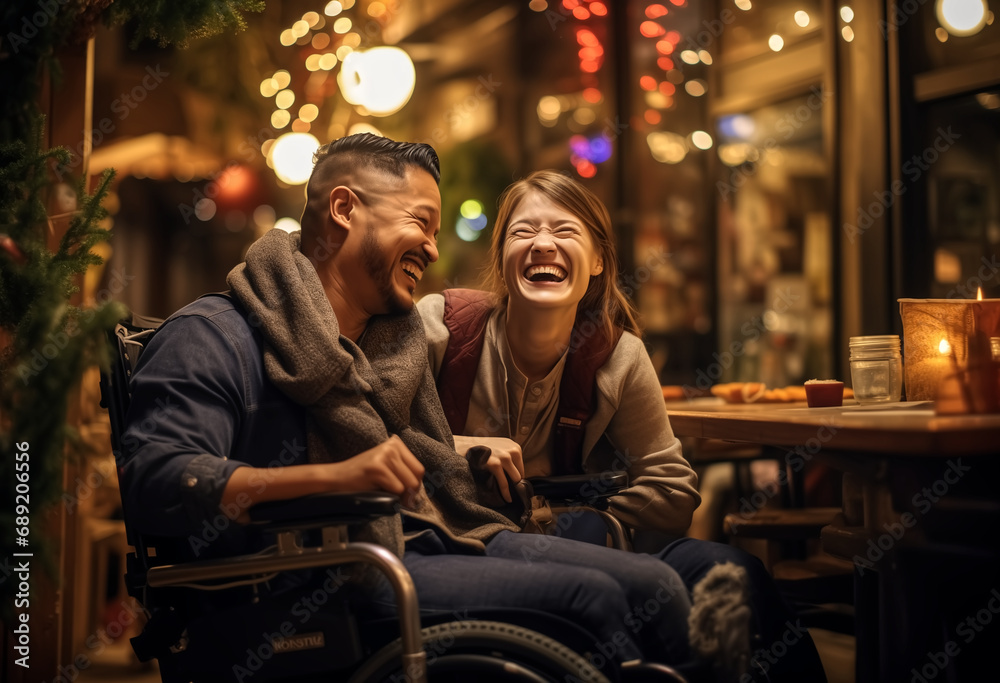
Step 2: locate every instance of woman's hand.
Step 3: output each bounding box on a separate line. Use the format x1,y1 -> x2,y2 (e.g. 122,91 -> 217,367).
455,435 -> 524,503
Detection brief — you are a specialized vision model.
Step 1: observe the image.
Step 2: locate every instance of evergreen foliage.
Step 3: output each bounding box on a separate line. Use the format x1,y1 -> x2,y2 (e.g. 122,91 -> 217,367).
105,0 -> 265,48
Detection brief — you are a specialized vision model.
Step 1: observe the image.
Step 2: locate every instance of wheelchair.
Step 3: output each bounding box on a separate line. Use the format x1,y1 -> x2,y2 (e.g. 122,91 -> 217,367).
99,312 -> 692,683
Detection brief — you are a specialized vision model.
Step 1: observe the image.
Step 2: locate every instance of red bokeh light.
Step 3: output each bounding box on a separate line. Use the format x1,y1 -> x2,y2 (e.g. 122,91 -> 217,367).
640,21 -> 666,38
645,4 -> 669,18
583,87 -> 603,103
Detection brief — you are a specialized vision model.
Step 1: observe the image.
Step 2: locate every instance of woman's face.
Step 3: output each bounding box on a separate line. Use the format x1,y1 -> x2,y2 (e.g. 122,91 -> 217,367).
501,190 -> 603,312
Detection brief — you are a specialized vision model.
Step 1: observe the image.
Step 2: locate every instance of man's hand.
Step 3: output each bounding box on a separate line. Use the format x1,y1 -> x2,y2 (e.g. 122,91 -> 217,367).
331,435 -> 425,508
220,435 -> 426,518
455,435 -> 524,503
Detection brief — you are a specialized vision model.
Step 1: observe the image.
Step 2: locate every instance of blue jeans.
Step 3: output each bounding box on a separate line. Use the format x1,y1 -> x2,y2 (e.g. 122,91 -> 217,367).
557,513 -> 829,683
367,529 -> 693,668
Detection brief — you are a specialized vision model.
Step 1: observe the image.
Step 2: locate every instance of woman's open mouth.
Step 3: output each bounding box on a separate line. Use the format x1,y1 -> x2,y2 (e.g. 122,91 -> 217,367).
524,265 -> 567,283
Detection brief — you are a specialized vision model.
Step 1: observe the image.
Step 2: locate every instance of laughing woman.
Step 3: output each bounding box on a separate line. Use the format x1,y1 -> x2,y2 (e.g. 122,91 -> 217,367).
418,170 -> 828,683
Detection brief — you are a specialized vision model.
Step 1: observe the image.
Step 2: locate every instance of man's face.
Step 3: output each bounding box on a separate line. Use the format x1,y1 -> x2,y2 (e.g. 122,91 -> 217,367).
349,167 -> 441,315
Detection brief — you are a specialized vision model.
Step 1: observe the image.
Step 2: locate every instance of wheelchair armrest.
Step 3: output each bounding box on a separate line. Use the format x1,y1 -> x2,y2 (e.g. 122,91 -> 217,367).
247,491 -> 400,530
526,472 -> 628,504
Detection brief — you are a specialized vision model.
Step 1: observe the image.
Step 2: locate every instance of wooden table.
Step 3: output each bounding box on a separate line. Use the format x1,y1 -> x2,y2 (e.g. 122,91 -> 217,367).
665,399 -> 1000,683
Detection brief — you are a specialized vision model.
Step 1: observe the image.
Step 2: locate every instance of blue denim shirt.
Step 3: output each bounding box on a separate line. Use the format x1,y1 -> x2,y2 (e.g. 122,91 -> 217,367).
120,294 -> 307,560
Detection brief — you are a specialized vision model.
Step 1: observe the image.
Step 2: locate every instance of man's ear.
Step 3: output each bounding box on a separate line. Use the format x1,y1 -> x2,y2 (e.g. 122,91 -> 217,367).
328,186 -> 358,230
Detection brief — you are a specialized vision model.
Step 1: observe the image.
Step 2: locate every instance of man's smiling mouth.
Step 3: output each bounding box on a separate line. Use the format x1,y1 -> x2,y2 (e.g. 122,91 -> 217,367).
401,256 -> 425,283
524,265 -> 567,283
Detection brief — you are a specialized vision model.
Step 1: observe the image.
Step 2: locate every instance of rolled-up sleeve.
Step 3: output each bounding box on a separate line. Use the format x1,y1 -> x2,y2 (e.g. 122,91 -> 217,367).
120,313 -> 248,537
593,338 -> 701,536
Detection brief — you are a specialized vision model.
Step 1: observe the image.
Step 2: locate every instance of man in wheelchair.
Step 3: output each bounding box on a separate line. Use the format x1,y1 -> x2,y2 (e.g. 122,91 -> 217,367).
116,133 -> 736,683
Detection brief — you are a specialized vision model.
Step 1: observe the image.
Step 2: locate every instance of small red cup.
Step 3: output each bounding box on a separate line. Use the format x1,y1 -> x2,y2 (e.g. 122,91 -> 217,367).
804,379 -> 844,407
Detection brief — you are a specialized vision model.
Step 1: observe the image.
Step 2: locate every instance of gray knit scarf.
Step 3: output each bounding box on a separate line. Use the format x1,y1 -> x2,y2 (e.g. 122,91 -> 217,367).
227,229 -> 522,557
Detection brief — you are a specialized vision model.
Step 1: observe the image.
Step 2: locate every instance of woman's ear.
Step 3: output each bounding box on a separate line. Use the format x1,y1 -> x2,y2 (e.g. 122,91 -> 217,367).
328,186 -> 357,230
591,258 -> 604,277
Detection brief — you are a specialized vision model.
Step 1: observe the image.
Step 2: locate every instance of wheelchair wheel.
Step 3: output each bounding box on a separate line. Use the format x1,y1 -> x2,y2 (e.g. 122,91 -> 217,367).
348,619 -> 611,683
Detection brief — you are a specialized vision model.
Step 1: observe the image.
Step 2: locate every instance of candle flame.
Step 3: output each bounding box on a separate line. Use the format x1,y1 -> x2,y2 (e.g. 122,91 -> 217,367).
977,287 -> 983,301
939,338 -> 951,354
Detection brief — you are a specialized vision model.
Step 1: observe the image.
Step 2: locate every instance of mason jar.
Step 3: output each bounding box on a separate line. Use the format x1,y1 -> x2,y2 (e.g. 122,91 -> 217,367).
849,335 -> 903,404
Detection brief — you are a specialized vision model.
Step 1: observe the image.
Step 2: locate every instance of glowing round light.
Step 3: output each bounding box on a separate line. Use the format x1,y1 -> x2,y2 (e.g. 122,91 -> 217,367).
646,4 -> 669,18
573,108 -> 596,125
936,0 -> 988,36
273,70 -> 291,89
337,47 -> 416,116
640,75 -> 657,91
455,216 -> 485,242
260,78 -> 278,97
685,80 -> 707,97
573,6 -> 590,19
583,87 -> 602,103
348,123 -> 382,136
291,20 -> 310,38
581,60 -> 600,73
195,198 -> 217,222
659,81 -> 676,96
299,104 -> 320,122
305,54 -> 322,71
768,34 -> 784,51
312,33 -> 331,49
656,39 -> 674,54
646,132 -> 687,164
334,17 -> 352,33
275,89 -> 295,109
575,159 -> 597,178
280,29 -> 296,46
698,50 -> 713,65
640,21 -> 666,38
529,0 -> 548,12
269,132 -> 320,185
657,56 -> 675,70
460,199 -> 484,219
253,205 -> 276,229
336,45 -> 354,61
271,110 -> 291,129
718,143 -> 754,166
576,29 -> 599,46
735,0 -> 752,10
644,109 -> 662,125
368,2 -> 387,17
645,91 -> 669,109
319,53 -> 338,70
291,119 -> 311,133
680,50 -> 699,65
590,2 -> 608,16
274,217 -> 301,233
691,130 -> 714,150
538,95 -> 562,118
842,25 -> 856,41
840,6 -> 854,22
794,11 -> 810,27
344,32 -> 361,48
324,1 -> 343,16
935,26 -> 949,41
342,0 -> 355,8
304,11 -> 320,27
718,114 -> 755,139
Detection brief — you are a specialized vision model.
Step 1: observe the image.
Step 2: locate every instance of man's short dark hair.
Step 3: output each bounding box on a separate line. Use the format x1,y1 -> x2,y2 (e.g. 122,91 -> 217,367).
312,133 -> 440,184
